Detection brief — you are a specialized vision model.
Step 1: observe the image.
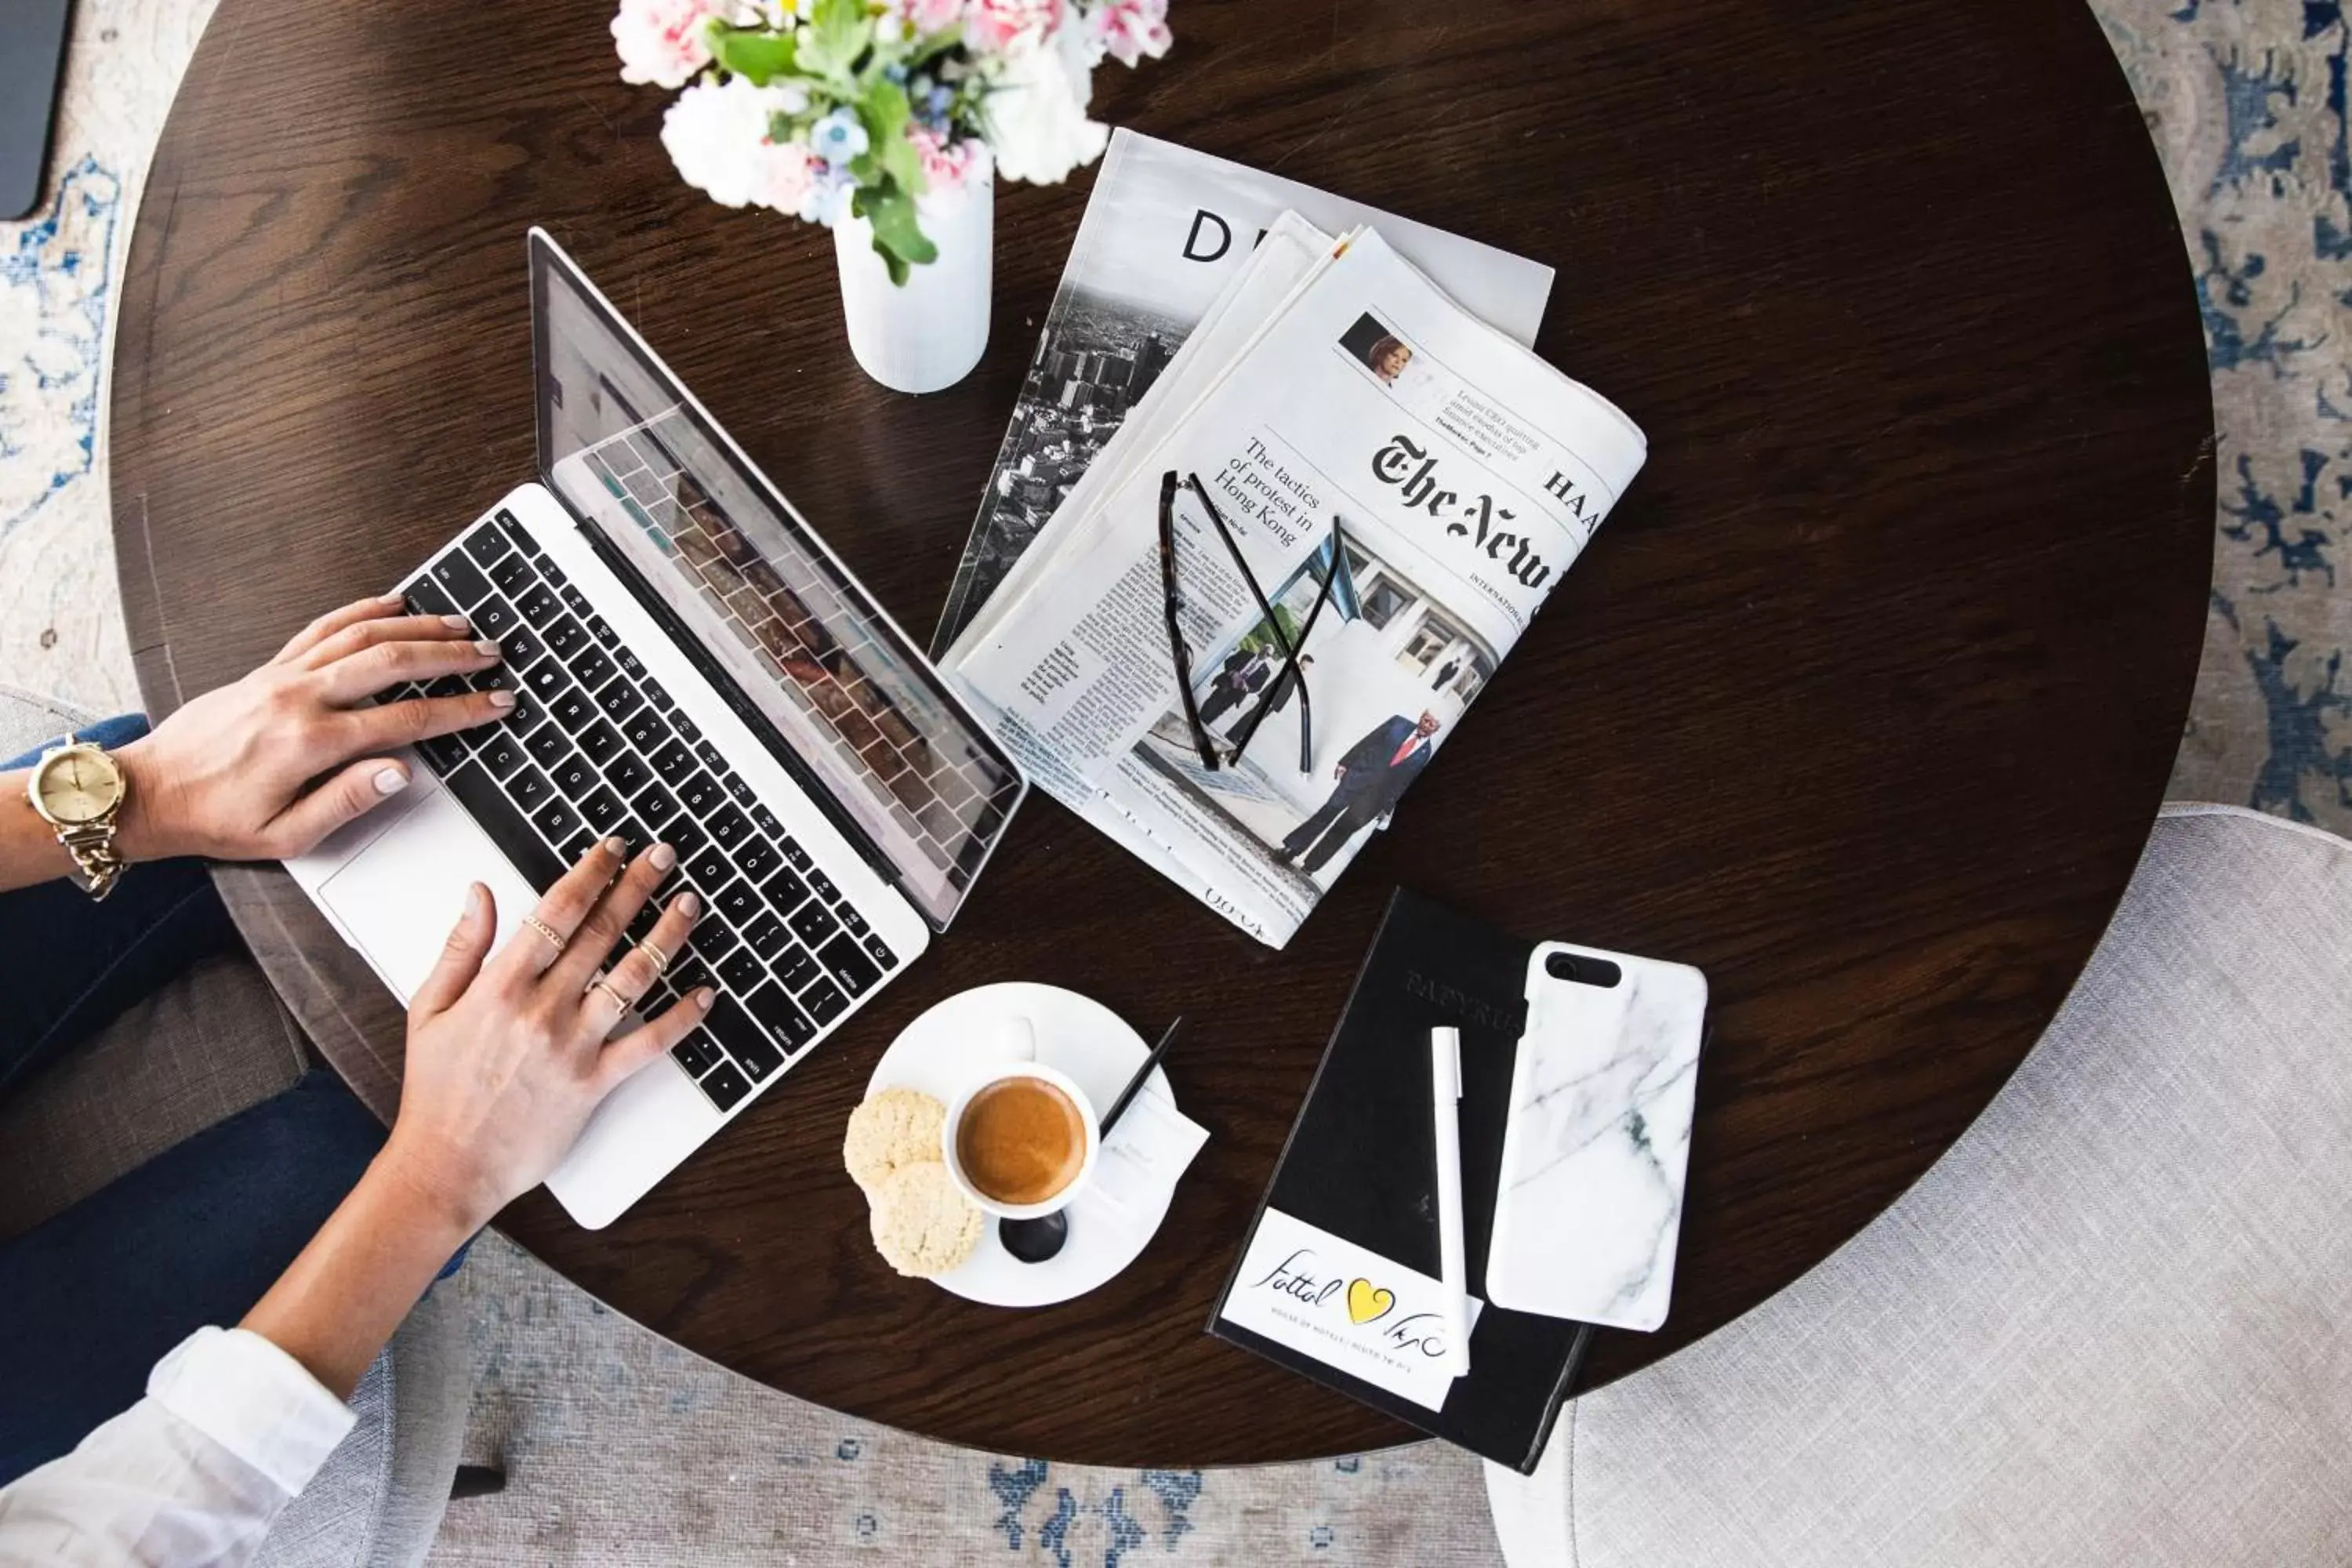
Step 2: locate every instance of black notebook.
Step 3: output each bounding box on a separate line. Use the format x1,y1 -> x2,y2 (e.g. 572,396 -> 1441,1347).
1207,888 -> 1592,1473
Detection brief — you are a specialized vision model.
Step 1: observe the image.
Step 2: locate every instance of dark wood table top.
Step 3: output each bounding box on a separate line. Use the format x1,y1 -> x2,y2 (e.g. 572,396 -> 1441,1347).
111,0 -> 2214,1465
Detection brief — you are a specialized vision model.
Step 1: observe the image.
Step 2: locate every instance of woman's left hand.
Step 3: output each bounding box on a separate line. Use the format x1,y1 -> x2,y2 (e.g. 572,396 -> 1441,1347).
117,593 -> 514,862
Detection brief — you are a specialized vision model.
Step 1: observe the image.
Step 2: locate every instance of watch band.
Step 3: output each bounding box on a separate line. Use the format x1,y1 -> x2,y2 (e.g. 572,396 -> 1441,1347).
58,820 -> 126,901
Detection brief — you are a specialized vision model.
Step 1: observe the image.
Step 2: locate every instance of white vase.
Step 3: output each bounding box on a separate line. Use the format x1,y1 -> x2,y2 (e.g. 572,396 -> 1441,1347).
832,172 -> 993,394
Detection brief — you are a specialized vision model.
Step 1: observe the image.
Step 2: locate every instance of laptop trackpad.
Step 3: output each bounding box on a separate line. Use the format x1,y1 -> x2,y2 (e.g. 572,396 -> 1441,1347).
316,786 -> 540,1003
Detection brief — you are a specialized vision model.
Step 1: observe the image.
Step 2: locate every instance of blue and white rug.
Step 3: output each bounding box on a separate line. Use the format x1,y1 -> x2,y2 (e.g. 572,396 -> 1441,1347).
3,1 -> 2346,1563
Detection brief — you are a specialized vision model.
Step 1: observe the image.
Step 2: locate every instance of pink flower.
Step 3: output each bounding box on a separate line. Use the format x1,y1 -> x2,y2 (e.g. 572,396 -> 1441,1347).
612,0 -> 724,89
888,0 -> 966,33
963,0 -> 1065,53
1088,0 -> 1169,67
909,126 -> 993,195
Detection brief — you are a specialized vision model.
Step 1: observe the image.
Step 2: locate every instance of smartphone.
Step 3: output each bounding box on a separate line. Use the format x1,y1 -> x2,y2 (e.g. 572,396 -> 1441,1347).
2,0 -> 75,223
1485,941 -> 1708,1331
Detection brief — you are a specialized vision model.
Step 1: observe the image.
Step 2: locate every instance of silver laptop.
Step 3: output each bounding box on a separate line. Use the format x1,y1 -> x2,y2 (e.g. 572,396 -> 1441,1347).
286,230 -> 1026,1229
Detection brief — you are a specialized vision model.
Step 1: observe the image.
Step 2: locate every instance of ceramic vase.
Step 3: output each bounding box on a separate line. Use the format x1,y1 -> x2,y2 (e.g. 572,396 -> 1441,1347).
832,172 -> 993,394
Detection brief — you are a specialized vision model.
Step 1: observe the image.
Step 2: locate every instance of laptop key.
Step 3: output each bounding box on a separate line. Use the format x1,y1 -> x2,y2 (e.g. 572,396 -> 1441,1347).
687,919 -> 737,966
740,910 -> 786,956
595,680 -> 644,726
775,944 -> 821,993
692,741 -> 727,775
733,835 -> 781,884
523,724 -> 570,770
788,901 -> 840,948
687,844 -> 732,890
488,551 -> 535,596
615,647 -> 647,681
416,731 -> 467,775
605,750 -> 652,798
664,816 -> 709,862
559,585 -> 593,618
516,583 -> 561,624
713,878 -> 761,927
576,720 -> 624,766
671,1029 -> 722,1080
532,796 -> 583,845
673,713 -> 703,746
702,993 -> 768,1062
549,689 -> 596,733
622,706 -> 670,753
633,781 -> 681,829
808,870 -> 841,904
799,977 -> 848,1028
697,1058 -> 750,1111
762,865 -> 809,912
724,774 -> 755,808
461,524 -> 510,570
677,771 -> 724,816
521,661 -> 568,703
649,740 -> 696,779
580,786 -> 627,835
405,577 -> 458,620
572,646 -> 615,692
862,934 -> 896,970
441,761 -> 565,893
642,678 -> 675,713
750,805 -> 786,840
779,838 -> 812,872
818,933 -> 882,998
743,982 -> 816,1052
717,948 -> 766,993
499,623 -> 546,670
432,552 -> 493,609
551,754 -> 597,801
504,689 -> 544,734
470,593 -> 518,641
706,804 -> 752,851
477,731 -> 525,781
543,613 -> 589,659
588,615 -> 619,649
495,510 -> 543,558
508,764 -> 554,811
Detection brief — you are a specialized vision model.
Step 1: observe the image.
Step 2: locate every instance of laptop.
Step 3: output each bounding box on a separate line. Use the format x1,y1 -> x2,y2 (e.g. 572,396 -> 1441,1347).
286,230 -> 1027,1229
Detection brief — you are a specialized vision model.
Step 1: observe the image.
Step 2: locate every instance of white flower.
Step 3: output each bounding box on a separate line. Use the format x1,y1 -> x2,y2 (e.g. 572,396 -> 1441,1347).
612,0 -> 725,89
660,77 -> 821,213
982,22 -> 1109,186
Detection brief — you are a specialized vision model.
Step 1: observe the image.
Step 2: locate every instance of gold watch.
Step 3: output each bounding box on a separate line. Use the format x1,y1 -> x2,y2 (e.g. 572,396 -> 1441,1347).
27,739 -> 130,900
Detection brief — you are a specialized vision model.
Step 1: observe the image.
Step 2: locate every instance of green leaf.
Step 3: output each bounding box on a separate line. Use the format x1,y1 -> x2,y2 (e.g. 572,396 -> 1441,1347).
796,0 -> 871,80
852,179 -> 938,286
706,23 -> 798,86
855,76 -> 926,198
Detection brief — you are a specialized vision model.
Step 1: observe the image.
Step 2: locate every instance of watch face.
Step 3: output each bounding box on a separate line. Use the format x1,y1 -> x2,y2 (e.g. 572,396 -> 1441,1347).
34,746 -> 124,826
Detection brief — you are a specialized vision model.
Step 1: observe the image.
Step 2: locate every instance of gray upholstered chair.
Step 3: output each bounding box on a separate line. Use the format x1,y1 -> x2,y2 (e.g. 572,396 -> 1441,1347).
0,684 -> 477,1568
1484,803 -> 2352,1566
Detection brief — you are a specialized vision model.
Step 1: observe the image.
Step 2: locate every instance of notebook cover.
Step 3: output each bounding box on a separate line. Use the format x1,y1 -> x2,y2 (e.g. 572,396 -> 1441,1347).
1206,887 -> 1594,1473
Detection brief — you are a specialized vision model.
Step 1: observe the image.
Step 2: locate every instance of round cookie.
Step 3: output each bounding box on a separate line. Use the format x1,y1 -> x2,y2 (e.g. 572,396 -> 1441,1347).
868,1160 -> 985,1278
843,1087 -> 947,1196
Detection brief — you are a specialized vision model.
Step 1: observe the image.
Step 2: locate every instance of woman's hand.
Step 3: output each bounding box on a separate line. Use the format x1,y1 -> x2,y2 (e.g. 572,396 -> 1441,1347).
381,837 -> 713,1230
115,593 -> 512,863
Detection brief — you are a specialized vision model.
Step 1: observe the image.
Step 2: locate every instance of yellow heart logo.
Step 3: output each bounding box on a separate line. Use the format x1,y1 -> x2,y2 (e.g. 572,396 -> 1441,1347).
1345,1278 -> 1396,1325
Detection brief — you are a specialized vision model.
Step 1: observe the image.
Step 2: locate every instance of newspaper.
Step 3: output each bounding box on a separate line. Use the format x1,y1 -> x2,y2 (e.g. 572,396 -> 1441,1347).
945,220 -> 1646,946
927,129 -> 1556,656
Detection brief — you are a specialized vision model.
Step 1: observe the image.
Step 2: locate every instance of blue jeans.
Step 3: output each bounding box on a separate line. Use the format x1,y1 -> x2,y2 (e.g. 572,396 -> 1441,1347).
0,716 -> 389,1485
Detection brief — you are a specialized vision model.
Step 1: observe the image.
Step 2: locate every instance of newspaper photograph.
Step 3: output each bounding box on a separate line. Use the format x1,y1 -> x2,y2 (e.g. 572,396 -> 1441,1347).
949,225 -> 1647,946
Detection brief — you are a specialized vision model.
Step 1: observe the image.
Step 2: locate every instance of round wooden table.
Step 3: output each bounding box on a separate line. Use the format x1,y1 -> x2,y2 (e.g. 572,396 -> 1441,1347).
110,0 -> 2215,1466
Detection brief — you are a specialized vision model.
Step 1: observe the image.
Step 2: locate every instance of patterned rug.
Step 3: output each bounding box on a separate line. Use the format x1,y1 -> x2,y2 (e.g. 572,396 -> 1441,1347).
3,2 -> 2344,1564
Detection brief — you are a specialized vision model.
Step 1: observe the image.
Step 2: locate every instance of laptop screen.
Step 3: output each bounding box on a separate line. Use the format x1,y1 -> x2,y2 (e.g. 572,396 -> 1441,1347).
526,230 -> 1024,930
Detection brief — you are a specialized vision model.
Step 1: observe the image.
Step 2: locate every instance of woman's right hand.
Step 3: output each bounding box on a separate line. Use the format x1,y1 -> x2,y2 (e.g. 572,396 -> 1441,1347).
383,837 -> 713,1229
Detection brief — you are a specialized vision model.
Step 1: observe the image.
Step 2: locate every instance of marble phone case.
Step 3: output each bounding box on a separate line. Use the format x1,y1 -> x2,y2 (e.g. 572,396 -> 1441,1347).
1486,942 -> 1708,1331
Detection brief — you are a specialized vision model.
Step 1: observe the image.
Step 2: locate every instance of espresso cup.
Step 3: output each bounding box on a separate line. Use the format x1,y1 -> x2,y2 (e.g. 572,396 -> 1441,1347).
942,1061 -> 1102,1221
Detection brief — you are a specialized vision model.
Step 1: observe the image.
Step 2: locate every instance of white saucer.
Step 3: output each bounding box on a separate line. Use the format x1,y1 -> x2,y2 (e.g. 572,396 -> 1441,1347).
866,982 -> 1175,1308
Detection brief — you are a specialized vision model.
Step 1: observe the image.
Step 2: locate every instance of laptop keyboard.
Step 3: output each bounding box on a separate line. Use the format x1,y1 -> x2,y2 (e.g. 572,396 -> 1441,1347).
390,509 -> 898,1112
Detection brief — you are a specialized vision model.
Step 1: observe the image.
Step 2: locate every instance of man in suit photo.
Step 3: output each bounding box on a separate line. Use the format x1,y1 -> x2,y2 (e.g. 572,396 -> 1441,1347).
1200,646 -> 1272,726
1275,710 -> 1443,874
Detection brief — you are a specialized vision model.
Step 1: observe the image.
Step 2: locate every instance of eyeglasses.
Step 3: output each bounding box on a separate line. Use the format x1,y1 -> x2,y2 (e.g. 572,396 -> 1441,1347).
1156,470 -> 1346,774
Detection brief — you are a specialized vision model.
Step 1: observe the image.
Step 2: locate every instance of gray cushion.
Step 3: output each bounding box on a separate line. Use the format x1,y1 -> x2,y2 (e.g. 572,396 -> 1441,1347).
0,954 -> 308,1240
1484,803 -> 2352,1566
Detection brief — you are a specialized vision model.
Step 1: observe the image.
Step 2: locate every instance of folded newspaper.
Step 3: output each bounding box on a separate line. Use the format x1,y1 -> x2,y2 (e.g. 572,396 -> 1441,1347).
942,216 -> 1647,946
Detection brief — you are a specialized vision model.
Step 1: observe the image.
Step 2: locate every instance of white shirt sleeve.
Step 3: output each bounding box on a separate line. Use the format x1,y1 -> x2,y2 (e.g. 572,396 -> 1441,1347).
0,1327 -> 356,1568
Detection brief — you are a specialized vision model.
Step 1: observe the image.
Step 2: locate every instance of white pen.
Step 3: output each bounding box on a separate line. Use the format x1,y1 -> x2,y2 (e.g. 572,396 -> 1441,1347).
1431,1025 -> 1472,1378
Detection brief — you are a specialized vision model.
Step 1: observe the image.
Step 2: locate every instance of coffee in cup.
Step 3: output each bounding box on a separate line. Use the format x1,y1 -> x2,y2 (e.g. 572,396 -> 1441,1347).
942,1063 -> 1101,1219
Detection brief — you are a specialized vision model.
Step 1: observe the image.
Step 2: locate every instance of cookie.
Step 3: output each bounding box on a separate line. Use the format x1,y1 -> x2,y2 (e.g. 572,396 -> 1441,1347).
843,1087 -> 947,1196
868,1160 -> 985,1278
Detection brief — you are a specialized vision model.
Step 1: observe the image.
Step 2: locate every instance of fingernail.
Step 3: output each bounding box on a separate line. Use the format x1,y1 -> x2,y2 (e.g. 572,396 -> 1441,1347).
650,842 -> 677,870
675,890 -> 700,917
441,614 -> 471,630
695,987 -> 716,1011
373,765 -> 410,796
488,689 -> 517,710
604,836 -> 626,857
378,590 -> 407,605
474,638 -> 501,657
464,883 -> 485,916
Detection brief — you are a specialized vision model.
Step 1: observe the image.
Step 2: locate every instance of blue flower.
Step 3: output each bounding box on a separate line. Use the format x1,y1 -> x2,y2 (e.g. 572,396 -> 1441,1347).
810,107 -> 870,165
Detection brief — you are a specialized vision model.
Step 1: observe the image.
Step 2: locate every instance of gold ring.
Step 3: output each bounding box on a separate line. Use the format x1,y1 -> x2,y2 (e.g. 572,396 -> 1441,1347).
634,938 -> 671,973
586,976 -> 631,1011
521,916 -> 565,954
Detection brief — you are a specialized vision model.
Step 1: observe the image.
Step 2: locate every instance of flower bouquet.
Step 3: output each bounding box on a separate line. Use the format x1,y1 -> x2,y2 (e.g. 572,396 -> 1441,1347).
614,0 -> 1171,285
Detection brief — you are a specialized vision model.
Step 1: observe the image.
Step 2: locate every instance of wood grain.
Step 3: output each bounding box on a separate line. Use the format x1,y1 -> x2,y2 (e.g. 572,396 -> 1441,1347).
111,0 -> 2216,1465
